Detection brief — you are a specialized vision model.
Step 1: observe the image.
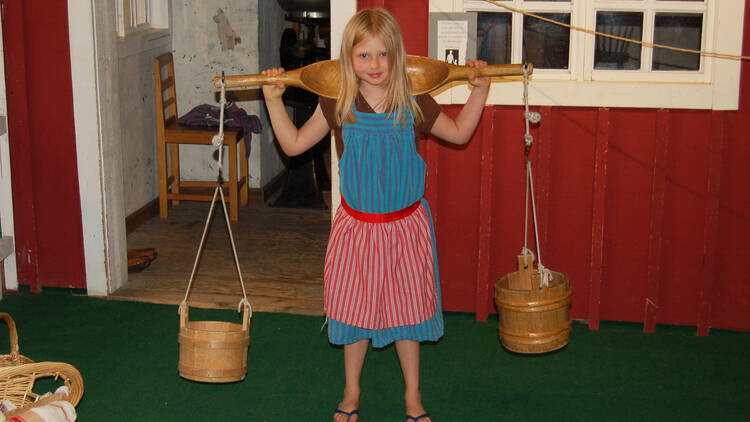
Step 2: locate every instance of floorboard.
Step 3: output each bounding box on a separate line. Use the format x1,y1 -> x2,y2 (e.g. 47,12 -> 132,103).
115,198 -> 330,316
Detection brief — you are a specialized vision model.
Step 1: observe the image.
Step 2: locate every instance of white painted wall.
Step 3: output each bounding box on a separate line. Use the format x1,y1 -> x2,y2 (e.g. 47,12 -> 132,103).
257,0 -> 288,187
68,1 -> 148,295
118,30 -> 172,215
0,16 -> 16,294
68,0 -> 110,295
172,0 -> 264,188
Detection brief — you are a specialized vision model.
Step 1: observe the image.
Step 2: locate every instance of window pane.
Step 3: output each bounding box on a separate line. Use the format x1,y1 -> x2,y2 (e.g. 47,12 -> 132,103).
477,13 -> 511,65
653,13 -> 702,71
523,14 -> 570,70
595,12 -> 643,70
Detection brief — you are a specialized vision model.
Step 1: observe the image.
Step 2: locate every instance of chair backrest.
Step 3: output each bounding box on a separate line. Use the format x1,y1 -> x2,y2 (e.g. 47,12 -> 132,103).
154,52 -> 178,132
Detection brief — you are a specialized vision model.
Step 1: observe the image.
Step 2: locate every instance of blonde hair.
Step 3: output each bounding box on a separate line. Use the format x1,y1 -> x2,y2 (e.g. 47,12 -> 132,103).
335,8 -> 423,127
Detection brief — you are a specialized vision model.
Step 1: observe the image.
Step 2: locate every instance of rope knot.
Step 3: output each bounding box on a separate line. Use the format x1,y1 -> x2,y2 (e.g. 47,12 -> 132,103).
238,298 -> 253,318
520,247 -> 536,267
537,263 -> 554,289
525,111 -> 541,124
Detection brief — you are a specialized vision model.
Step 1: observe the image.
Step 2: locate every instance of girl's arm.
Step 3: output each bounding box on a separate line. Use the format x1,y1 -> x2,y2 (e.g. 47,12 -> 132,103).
262,68 -> 331,156
429,60 -> 490,145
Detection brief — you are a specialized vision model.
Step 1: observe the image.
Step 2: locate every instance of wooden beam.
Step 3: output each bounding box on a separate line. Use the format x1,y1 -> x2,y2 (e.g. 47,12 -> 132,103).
588,108 -> 610,330
644,109 -> 670,333
697,111 -> 724,336
475,107 -> 495,321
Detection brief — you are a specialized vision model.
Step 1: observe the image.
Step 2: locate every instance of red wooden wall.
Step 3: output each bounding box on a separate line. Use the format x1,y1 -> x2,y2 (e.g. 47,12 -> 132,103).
1,0 -> 86,291
361,0 -> 750,333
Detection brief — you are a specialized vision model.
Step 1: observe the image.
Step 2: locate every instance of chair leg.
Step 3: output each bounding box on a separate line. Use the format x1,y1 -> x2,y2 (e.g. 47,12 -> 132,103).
240,138 -> 249,206
170,143 -> 181,205
228,142 -> 238,221
157,139 -> 168,218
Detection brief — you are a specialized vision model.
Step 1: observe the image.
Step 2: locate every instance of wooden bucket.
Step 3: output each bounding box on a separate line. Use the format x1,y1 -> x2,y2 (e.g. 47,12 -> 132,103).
494,256 -> 572,354
178,305 -> 251,383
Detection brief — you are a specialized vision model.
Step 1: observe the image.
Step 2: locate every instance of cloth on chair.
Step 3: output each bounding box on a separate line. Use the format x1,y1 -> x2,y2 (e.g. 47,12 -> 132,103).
178,103 -> 262,157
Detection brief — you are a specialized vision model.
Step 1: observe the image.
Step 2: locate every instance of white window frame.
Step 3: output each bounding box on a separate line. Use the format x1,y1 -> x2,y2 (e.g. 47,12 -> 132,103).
116,0 -> 169,37
429,0 -> 743,110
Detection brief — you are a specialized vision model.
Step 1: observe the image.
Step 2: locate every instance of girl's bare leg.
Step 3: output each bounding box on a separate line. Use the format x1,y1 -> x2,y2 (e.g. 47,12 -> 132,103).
395,340 -> 432,422
335,339 -> 369,422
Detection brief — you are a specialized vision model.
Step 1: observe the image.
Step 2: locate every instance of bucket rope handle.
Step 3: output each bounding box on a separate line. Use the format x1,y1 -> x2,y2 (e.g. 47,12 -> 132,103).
521,65 -> 552,289
179,75 -> 252,319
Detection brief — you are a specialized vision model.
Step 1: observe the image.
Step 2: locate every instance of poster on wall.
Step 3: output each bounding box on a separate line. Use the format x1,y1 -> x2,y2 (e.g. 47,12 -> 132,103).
437,20 -> 468,65
429,13 -> 477,65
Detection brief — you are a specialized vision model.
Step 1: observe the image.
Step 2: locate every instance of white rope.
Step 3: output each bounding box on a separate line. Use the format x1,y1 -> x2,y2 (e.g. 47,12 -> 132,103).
211,76 -> 226,170
179,186 -> 220,311
179,75 -> 251,317
217,183 -> 252,318
521,65 -> 533,269
521,150 -> 538,268
526,161 -> 553,288
521,67 -> 553,289
522,64 -> 540,155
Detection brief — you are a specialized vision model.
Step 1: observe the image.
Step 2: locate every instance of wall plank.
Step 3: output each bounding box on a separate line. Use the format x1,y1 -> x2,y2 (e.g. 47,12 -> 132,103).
588,108 -> 610,330
696,111 -> 724,335
475,107 -> 495,321
643,110 -> 669,333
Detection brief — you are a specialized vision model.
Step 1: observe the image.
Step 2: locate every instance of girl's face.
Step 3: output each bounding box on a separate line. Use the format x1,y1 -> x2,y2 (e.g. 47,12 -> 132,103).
351,35 -> 390,89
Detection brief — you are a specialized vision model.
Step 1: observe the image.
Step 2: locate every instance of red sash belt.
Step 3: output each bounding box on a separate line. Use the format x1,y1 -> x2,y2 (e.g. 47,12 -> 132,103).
340,198 -> 421,223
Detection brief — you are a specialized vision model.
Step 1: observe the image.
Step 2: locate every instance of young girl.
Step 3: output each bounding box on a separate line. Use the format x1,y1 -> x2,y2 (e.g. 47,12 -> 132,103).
262,8 -> 489,422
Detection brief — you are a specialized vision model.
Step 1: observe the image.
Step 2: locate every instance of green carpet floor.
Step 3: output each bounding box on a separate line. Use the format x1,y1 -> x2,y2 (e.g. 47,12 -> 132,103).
0,289 -> 748,421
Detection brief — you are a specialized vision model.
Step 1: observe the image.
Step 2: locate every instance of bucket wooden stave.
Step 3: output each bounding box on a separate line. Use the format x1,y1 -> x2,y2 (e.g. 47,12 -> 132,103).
178,305 -> 251,383
494,257 -> 572,354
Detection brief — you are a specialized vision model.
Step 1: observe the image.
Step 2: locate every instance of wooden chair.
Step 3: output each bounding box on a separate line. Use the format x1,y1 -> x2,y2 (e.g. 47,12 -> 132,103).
154,52 -> 248,221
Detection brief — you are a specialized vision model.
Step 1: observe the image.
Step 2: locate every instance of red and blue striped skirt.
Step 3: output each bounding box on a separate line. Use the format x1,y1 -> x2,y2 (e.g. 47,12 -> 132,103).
324,199 -> 443,347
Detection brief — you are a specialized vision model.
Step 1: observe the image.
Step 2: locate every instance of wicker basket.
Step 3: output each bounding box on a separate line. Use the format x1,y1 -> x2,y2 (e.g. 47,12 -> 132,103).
0,313 -> 33,367
0,313 -> 84,407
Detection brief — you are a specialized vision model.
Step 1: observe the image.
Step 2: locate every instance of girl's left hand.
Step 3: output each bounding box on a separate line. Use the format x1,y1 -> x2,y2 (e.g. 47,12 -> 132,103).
466,60 -> 490,88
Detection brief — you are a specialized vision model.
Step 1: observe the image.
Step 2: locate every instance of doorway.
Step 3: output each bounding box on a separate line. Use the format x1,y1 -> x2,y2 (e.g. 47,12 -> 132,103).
115,0 -> 333,315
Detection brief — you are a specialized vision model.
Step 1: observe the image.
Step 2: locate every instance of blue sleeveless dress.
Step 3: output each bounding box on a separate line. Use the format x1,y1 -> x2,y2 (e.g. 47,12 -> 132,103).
324,106 -> 444,348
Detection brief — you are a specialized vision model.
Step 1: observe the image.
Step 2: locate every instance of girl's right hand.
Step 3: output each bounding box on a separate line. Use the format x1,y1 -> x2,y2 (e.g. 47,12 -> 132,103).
261,68 -> 286,101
